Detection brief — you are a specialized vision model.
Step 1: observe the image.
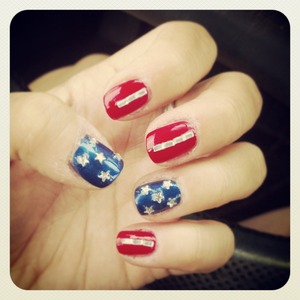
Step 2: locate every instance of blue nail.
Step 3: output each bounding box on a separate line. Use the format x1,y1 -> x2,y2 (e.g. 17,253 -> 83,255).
135,180 -> 181,215
71,135 -> 124,188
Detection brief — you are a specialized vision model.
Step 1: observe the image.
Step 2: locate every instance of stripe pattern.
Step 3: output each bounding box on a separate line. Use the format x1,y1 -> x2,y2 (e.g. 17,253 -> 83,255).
153,130 -> 195,152
116,87 -> 148,108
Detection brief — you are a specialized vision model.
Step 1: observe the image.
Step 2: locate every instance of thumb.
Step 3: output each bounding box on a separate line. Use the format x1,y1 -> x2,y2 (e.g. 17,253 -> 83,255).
10,92 -> 124,188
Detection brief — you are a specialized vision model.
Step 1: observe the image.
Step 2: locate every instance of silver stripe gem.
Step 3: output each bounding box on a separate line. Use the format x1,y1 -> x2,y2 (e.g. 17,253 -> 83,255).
116,87 -> 147,108
119,238 -> 154,247
153,130 -> 195,152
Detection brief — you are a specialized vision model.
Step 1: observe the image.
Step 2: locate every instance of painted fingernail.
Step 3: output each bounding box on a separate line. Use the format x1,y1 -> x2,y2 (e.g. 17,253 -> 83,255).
135,180 -> 181,215
146,121 -> 197,163
71,135 -> 124,188
103,79 -> 150,120
116,230 -> 156,256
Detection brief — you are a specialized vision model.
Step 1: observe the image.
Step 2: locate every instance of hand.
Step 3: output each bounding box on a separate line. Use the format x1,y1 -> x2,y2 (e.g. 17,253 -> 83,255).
10,21 -> 266,289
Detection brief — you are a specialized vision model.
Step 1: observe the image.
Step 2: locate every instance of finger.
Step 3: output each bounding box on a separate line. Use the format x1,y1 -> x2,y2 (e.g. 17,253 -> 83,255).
116,220 -> 234,274
10,92 -> 123,188
146,72 -> 262,165
134,142 -> 266,221
29,54 -> 109,92
102,21 -> 217,120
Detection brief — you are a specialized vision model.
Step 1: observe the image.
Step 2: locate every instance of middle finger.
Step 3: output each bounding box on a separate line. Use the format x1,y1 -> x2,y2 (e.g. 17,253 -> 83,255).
146,71 -> 263,166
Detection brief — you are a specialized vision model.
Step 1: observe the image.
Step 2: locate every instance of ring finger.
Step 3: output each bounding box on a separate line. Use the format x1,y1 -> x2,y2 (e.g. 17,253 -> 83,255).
134,142 -> 266,221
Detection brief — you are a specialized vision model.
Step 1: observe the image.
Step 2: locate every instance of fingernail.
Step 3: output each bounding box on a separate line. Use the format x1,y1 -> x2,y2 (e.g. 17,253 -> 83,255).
71,135 -> 124,188
146,121 -> 197,163
135,180 -> 181,215
103,79 -> 150,120
116,230 -> 156,256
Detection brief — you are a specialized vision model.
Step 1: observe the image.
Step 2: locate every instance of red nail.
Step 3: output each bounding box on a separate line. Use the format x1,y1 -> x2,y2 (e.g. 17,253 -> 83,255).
116,230 -> 156,256
103,79 -> 149,119
146,121 -> 197,163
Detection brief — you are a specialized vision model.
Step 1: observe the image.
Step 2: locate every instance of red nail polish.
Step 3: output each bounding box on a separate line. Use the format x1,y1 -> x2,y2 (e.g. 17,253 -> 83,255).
146,121 -> 197,163
103,79 -> 149,119
116,230 -> 156,256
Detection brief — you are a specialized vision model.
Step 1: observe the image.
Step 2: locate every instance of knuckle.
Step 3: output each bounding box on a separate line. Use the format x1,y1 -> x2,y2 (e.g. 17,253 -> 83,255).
247,142 -> 268,186
184,226 -> 207,272
236,72 -> 262,113
158,21 -> 217,66
215,159 -> 233,203
211,71 -> 263,137
213,142 -> 267,202
185,22 -> 217,64
222,72 -> 263,115
235,142 -> 267,198
188,222 -> 234,273
17,93 -> 61,160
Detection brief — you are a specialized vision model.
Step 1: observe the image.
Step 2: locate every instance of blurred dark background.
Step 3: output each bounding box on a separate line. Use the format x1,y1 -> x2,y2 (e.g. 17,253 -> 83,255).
10,10 -> 290,289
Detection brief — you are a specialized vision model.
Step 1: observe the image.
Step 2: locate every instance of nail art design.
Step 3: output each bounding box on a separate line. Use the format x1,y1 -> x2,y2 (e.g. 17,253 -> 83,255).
71,135 -> 124,188
103,79 -> 150,120
146,121 -> 197,163
135,180 -> 181,215
116,230 -> 156,256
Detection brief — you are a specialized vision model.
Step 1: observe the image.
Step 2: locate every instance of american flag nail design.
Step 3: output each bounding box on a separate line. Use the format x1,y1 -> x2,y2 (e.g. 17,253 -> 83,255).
116,230 -> 156,256
103,79 -> 149,120
71,135 -> 124,188
135,180 -> 181,215
146,121 -> 197,163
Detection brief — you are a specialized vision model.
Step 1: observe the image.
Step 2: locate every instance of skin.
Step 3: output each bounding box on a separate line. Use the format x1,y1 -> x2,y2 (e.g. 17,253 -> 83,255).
10,21 -> 268,289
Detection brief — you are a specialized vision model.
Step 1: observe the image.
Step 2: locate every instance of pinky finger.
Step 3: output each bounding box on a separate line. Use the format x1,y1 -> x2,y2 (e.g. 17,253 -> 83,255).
116,220 -> 234,274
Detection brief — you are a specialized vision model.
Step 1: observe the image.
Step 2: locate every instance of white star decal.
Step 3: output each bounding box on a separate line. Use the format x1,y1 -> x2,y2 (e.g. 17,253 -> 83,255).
98,170 -> 111,182
95,152 -> 106,164
144,206 -> 155,215
162,180 -> 173,190
167,197 -> 178,208
76,153 -> 89,167
89,137 -> 98,146
152,191 -> 164,203
114,153 -> 122,161
141,185 -> 151,195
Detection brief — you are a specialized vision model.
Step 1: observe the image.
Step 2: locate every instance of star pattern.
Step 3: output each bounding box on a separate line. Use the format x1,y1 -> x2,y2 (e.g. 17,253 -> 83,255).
95,152 -> 106,164
72,135 -> 124,188
89,137 -> 98,147
114,153 -> 122,161
141,185 -> 151,195
144,206 -> 155,215
76,153 -> 89,167
98,170 -> 111,182
135,180 -> 181,215
152,191 -> 164,203
167,197 -> 178,208
162,180 -> 173,190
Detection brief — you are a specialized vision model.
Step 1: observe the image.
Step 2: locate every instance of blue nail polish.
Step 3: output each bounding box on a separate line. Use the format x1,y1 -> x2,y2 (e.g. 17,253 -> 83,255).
71,135 -> 124,188
135,180 -> 181,215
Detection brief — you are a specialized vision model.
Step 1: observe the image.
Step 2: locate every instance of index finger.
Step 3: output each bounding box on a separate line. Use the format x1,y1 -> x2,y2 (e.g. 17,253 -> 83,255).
50,21 -> 217,121
102,21 -> 217,120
